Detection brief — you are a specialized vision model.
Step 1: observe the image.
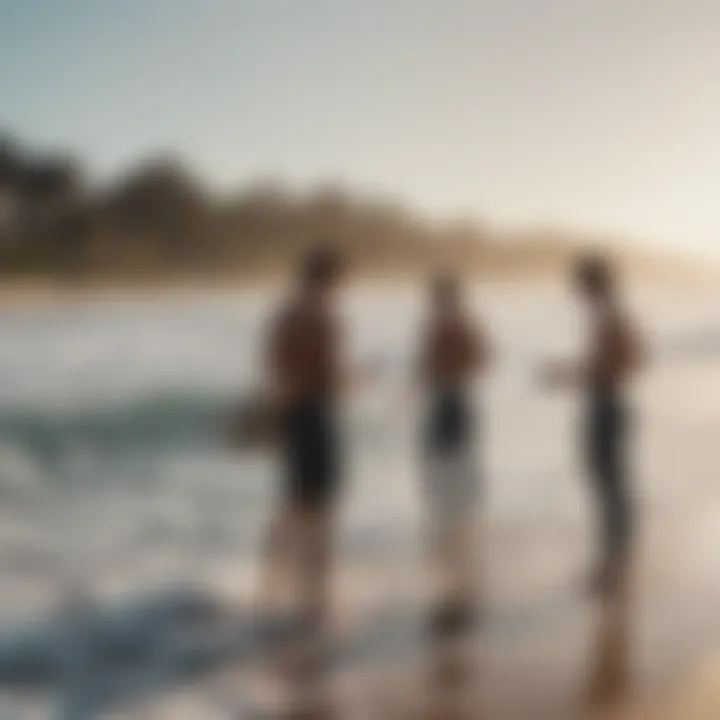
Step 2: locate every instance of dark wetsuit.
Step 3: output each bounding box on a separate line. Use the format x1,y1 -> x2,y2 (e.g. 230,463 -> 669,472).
585,386 -> 632,563
270,301 -> 342,509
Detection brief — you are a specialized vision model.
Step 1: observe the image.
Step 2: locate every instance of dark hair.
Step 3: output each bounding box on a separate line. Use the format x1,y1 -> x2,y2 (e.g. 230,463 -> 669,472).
573,253 -> 614,294
300,245 -> 344,286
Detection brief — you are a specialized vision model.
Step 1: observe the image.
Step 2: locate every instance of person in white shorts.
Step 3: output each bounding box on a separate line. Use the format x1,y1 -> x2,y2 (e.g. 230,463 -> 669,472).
417,274 -> 492,632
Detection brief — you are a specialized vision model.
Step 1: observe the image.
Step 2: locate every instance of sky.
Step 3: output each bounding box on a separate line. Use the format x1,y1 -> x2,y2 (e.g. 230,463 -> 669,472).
2,0 -> 720,253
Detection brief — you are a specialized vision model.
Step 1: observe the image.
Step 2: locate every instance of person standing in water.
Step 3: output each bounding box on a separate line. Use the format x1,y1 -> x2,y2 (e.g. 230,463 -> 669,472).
544,255 -> 647,595
259,246 -> 346,627
418,274 -> 492,631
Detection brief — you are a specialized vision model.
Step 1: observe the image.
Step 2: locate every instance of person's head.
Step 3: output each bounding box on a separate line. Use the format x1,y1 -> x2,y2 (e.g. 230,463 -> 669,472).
430,273 -> 461,313
299,245 -> 345,300
573,253 -> 616,304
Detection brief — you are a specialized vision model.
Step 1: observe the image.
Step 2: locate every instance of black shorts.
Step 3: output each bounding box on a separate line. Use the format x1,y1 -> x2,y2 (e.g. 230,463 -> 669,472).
282,402 -> 341,508
584,391 -> 629,485
424,388 -> 474,455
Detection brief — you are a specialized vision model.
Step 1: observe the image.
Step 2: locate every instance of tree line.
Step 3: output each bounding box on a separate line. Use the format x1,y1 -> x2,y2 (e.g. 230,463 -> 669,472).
0,134 -> 584,281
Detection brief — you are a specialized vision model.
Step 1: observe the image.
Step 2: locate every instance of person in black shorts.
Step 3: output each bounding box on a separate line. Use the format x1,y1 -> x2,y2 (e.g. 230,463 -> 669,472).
259,246 -> 345,625
418,274 -> 492,630
543,255 -> 647,595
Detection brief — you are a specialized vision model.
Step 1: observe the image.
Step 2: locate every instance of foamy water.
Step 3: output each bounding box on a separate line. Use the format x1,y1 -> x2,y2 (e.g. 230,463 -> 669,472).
0,282 -> 719,717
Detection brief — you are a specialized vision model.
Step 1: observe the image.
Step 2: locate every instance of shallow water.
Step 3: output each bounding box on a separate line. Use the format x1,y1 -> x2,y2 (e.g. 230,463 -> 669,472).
0,282 -> 719,717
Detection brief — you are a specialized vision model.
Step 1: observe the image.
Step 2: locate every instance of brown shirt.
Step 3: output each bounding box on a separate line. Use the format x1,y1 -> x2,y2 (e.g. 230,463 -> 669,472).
421,312 -> 485,387
267,299 -> 339,403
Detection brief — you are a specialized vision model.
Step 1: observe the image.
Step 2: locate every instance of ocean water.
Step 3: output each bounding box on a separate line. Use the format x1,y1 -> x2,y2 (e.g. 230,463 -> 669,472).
0,283 -> 719,717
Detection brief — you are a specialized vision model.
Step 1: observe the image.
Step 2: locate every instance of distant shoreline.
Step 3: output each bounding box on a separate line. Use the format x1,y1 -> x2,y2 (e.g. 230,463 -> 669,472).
0,258 -> 717,309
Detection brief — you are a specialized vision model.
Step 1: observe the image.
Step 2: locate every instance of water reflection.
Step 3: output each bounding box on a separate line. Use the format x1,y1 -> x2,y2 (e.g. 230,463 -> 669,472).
584,570 -> 632,714
420,621 -> 480,720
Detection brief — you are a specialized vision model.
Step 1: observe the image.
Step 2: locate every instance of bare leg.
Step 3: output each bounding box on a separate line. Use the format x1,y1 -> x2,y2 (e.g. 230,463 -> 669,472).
585,572 -> 632,709
259,505 -> 302,613
425,512 -> 448,610
449,514 -> 479,609
298,505 -> 334,625
425,511 -> 479,636
272,505 -> 334,685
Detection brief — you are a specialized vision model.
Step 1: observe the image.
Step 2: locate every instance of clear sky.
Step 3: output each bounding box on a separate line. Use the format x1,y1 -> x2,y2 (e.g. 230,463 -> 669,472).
2,0 -> 720,252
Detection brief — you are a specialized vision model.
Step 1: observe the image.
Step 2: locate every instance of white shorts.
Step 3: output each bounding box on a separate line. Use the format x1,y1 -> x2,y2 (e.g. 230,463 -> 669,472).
422,448 -> 479,520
